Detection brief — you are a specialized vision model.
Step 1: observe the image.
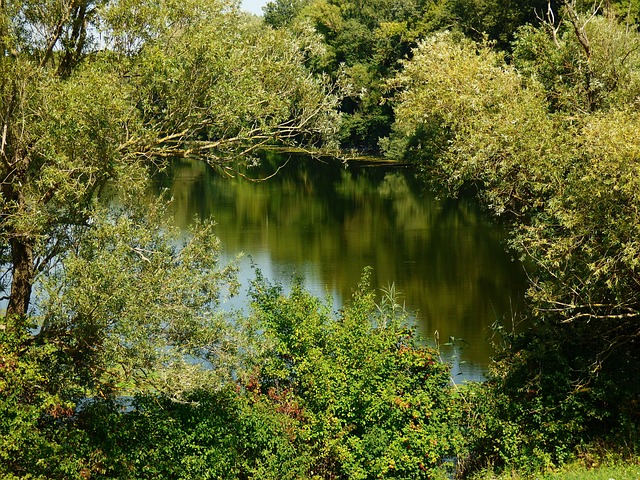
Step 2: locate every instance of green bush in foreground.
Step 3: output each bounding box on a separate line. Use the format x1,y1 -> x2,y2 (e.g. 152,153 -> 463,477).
247,269 -> 465,478
0,270 -> 465,479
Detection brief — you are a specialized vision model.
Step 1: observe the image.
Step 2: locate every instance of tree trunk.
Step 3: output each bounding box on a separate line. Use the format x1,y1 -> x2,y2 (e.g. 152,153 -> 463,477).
6,237 -> 34,317
57,2 -> 89,78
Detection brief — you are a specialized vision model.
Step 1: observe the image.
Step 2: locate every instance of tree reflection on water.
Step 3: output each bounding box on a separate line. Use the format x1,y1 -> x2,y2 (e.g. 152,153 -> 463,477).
154,151 -> 528,381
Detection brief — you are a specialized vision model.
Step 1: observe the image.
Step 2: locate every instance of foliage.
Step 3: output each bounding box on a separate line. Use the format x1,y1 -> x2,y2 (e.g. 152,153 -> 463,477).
0,315 -> 91,478
273,0 -> 450,151
0,329 -> 309,479
0,57 -> 143,317
1,271 -> 464,479
122,9 -> 341,161
264,0 -> 312,27
0,197 -> 250,476
248,269 -> 465,478
512,13 -> 640,113
70,389 -> 311,479
441,0 -> 553,50
34,197 -> 244,400
460,321 -> 640,474
384,32 -> 566,216
4,0 -> 640,476
0,0 -> 340,321
0,0 -> 341,437
386,8 -> 640,474
265,0 -> 556,152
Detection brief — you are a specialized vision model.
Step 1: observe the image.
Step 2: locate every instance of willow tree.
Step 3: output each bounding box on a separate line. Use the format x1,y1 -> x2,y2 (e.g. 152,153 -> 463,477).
386,18 -> 640,466
0,0 -> 340,409
0,0 -> 339,319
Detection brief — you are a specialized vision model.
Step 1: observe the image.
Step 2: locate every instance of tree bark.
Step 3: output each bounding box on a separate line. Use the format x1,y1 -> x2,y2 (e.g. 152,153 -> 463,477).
6,237 -> 34,317
57,2 -> 89,78
2,147 -> 36,318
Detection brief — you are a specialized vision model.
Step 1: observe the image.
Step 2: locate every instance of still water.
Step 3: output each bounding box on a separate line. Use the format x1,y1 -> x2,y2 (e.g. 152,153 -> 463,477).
156,152 -> 528,381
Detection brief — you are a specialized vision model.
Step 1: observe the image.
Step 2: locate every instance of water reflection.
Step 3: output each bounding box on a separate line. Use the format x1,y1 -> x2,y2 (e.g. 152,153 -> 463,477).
155,152 -> 527,381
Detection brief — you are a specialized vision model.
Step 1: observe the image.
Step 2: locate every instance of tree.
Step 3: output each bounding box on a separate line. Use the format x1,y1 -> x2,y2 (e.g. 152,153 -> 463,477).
248,270 -> 465,478
0,2 -> 341,470
35,199 -> 246,399
264,0 -> 312,27
513,2 -> 640,112
0,0 -> 339,325
384,32 -> 566,216
441,0 -> 555,50
385,11 -> 640,467
1,269 -> 466,478
272,0 -> 448,152
0,59 -> 138,319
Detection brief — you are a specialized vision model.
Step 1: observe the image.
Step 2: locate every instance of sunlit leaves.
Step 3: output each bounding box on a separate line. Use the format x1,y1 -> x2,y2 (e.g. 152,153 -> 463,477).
123,9 -> 341,162
387,32 -> 564,215
385,13 -> 640,468
249,270 -> 464,478
101,0 -> 237,55
513,15 -> 640,113
36,199 -> 242,399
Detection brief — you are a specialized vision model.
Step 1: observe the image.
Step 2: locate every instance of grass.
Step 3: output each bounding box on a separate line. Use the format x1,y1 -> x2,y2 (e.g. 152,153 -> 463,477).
470,459 -> 640,480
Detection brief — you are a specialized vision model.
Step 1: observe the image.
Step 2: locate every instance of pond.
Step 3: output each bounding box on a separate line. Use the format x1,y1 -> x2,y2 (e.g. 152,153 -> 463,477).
156,151 -> 528,381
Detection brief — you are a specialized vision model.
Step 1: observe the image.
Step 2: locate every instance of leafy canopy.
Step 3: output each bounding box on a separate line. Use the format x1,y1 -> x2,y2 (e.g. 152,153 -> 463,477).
386,6 -> 640,470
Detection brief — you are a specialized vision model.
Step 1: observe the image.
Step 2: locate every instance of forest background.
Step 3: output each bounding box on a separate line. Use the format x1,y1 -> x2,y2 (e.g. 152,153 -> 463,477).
1,0 -> 640,478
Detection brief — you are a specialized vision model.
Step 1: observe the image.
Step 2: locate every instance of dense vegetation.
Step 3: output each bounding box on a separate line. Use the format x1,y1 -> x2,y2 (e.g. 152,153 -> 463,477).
263,0 -> 556,151
2,0 -> 640,477
385,1 -> 640,472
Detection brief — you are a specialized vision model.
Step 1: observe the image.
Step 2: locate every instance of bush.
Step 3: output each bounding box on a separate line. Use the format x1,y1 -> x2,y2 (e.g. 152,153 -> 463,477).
1,272 -> 465,478
249,269 -> 465,478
